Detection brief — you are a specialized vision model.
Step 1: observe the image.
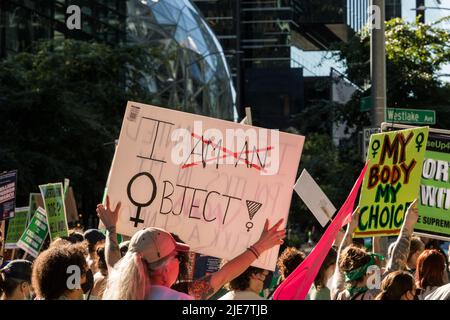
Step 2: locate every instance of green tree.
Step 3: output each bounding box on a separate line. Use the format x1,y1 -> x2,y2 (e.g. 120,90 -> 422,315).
334,17 -> 450,129
0,39 -> 162,227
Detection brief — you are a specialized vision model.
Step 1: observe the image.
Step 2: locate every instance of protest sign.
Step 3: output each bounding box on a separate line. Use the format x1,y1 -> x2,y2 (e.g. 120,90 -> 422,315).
354,127 -> 429,238
294,169 -> 336,227
193,254 -> 222,280
0,220 -> 5,264
65,187 -> 79,224
273,163 -> 368,300
17,207 -> 49,258
106,101 -> 305,270
28,193 -> 44,226
0,170 -> 17,220
39,183 -> 69,242
64,178 -> 70,197
4,207 -> 29,249
382,123 -> 450,241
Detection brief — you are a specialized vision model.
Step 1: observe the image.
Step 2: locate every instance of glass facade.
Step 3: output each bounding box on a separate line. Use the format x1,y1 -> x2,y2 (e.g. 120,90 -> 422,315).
0,0 -> 127,57
194,0 -> 304,123
0,0 -> 236,120
347,0 -> 369,32
127,0 -> 236,120
386,0 -> 402,20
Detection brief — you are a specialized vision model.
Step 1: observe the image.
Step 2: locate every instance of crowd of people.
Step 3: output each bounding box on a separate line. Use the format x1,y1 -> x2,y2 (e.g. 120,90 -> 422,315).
1,197 -> 449,300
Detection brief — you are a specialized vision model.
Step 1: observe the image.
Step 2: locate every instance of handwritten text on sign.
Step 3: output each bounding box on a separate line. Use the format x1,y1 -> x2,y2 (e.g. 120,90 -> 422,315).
107,102 -> 305,270
355,127 -> 429,237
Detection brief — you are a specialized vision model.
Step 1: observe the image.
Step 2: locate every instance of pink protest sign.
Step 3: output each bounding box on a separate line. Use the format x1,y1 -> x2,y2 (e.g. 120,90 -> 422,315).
273,163 -> 368,300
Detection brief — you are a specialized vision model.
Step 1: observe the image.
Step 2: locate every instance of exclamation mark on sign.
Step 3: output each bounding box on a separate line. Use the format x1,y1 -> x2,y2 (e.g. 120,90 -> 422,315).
245,200 -> 263,232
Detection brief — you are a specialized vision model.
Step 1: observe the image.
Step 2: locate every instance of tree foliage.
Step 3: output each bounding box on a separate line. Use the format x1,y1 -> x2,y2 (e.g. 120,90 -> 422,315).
334,18 -> 450,129
0,39 -> 159,227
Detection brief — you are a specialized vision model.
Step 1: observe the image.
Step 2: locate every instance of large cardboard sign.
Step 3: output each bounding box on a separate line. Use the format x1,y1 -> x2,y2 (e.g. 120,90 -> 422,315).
382,123 -> 450,241
4,207 -> 29,249
0,170 -> 17,220
39,183 -> 69,242
294,169 -> 336,227
28,193 -> 44,226
107,102 -> 305,270
354,127 -> 429,237
65,187 -> 79,224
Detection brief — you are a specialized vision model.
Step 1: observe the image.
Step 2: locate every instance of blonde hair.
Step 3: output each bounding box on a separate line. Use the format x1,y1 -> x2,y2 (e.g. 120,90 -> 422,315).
102,251 -> 174,300
102,252 -> 149,300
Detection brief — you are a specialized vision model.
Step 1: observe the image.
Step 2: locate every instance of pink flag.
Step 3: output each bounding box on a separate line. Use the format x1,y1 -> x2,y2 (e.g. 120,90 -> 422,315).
273,163 -> 368,300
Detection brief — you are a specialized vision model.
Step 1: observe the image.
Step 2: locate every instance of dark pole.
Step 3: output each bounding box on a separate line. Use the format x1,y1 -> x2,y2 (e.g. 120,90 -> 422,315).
236,0 -> 242,118
371,0 -> 386,126
417,0 -> 425,23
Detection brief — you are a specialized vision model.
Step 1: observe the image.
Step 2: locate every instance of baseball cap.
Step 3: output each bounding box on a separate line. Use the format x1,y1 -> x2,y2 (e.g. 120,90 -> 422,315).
128,228 -> 190,264
0,259 -> 32,282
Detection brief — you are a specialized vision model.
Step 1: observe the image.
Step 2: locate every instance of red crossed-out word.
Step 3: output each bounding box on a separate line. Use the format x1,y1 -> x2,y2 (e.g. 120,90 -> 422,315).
181,132 -> 274,172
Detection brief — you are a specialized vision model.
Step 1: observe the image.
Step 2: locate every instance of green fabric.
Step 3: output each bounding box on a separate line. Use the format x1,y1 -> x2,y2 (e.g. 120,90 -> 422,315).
347,285 -> 368,298
345,253 -> 384,297
344,253 -> 384,282
308,284 -> 331,300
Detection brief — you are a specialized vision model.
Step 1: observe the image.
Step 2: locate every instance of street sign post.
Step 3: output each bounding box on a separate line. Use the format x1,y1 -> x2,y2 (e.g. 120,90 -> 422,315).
362,127 -> 381,162
386,108 -> 435,125
360,96 -> 372,112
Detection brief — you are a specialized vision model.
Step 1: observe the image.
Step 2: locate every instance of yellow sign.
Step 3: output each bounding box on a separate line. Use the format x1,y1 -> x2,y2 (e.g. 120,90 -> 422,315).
354,127 -> 429,237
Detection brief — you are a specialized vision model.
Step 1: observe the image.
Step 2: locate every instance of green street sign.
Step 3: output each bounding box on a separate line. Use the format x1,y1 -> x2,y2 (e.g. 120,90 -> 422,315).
386,108 -> 436,125
360,96 -> 372,112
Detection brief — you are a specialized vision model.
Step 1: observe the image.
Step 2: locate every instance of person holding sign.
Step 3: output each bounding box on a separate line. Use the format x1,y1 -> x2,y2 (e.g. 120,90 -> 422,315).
97,196 -> 286,300
385,199 -> 420,274
331,208 -> 383,300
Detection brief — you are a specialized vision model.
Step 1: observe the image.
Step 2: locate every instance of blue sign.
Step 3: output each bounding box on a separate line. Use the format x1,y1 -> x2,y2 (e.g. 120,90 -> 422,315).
193,254 -> 221,280
0,170 -> 17,220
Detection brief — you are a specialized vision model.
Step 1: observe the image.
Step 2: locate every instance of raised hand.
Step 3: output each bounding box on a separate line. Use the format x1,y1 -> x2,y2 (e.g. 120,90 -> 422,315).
348,206 -> 361,233
96,195 -> 121,229
253,218 -> 286,253
403,198 -> 419,232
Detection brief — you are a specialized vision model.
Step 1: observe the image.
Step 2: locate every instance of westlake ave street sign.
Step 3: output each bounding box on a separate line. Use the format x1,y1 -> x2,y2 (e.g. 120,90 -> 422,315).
386,108 -> 436,125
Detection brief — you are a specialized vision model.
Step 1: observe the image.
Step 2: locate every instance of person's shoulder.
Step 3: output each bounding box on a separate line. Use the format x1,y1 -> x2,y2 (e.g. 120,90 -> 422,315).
233,290 -> 265,300
147,285 -> 194,300
218,291 -> 235,300
363,291 -> 375,300
336,290 -> 349,300
425,283 -> 450,300
315,286 -> 331,300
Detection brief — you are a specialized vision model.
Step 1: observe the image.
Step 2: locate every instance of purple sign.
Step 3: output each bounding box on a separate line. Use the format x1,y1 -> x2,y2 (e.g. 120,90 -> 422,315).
0,170 -> 17,220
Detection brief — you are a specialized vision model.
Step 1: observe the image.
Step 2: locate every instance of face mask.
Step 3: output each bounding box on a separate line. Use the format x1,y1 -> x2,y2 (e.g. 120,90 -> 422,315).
81,269 -> 94,294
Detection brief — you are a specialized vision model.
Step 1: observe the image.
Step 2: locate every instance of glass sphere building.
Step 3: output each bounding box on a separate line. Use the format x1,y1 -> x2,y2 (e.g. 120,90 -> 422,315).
127,0 -> 237,120
0,0 -> 237,121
